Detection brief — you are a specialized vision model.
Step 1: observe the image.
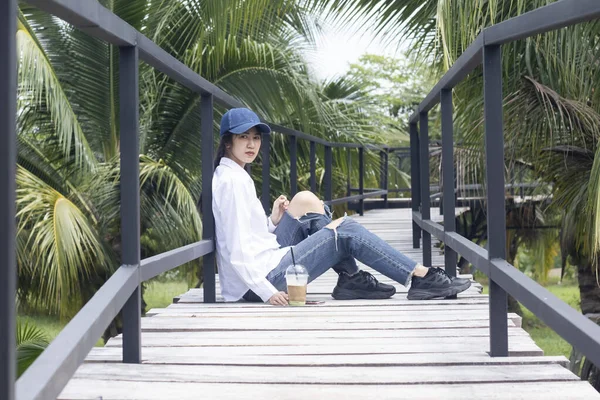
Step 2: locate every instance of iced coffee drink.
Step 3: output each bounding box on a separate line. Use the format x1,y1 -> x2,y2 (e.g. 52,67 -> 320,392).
285,264 -> 308,306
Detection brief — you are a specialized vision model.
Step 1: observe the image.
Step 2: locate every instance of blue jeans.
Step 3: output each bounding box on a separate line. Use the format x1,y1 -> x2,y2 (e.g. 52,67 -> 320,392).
243,210 -> 418,302
274,204 -> 334,247
273,205 -> 362,276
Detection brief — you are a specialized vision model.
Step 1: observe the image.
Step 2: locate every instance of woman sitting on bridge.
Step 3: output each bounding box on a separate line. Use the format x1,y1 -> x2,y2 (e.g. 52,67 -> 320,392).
212,108 -> 471,306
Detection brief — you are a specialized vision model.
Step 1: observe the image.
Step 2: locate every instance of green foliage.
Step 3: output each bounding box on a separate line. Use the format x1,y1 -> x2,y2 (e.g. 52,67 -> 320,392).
16,319 -> 49,378
346,53 -> 437,136
480,280 -> 580,358
514,239 -> 560,285
425,0 -> 600,270
16,166 -> 111,316
522,283 -> 580,358
308,1 -> 440,55
144,279 -> 190,311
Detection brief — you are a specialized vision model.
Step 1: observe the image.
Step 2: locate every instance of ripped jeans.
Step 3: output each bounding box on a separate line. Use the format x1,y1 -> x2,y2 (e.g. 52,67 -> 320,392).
243,208 -> 418,302
273,205 -> 360,276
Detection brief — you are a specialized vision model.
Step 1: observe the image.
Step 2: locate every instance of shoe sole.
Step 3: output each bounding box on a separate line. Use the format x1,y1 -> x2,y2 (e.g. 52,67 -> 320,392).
332,287 -> 396,300
407,280 -> 472,300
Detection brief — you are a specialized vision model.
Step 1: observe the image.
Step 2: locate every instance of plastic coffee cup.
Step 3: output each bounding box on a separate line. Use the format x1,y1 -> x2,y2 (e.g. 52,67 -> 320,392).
285,264 -> 308,306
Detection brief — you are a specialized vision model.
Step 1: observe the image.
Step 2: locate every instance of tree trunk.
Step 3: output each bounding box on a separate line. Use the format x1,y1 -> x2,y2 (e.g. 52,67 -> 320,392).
577,259 -> 600,315
505,233 -> 524,316
572,256 -> 600,392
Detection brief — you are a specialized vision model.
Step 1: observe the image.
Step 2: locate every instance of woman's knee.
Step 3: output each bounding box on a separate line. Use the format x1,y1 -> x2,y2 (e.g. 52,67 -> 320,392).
287,191 -> 324,217
325,217 -> 345,230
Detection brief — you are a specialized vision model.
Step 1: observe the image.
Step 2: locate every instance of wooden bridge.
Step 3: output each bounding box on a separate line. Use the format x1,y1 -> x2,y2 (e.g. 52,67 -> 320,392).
57,209 -> 599,399
4,1 -> 600,399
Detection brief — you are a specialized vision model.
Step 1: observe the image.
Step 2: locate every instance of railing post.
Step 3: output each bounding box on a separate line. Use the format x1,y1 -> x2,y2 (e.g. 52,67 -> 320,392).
419,112 -> 432,267
439,173 -> 444,216
454,165 -> 459,207
519,167 -> 525,199
358,146 -> 365,216
346,147 -> 351,197
379,150 -> 385,193
324,145 -> 332,202
262,132 -> 271,213
509,168 -> 515,196
441,89 -> 458,294
410,123 -> 421,249
379,150 -> 387,207
119,45 -> 141,363
310,141 -> 316,193
1,0 -> 16,397
383,149 -> 389,208
201,93 -> 216,303
395,153 -> 401,190
484,44 -> 509,357
290,135 -> 297,196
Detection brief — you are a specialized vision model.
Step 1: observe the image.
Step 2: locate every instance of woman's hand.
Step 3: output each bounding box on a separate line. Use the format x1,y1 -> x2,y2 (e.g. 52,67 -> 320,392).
270,195 -> 289,225
268,291 -> 289,306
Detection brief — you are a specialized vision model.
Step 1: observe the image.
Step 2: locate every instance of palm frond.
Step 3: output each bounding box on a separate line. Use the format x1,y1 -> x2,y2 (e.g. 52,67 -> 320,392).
139,155 -> 203,236
16,166 -> 109,317
16,319 -> 49,378
308,0 -> 439,53
17,9 -> 97,170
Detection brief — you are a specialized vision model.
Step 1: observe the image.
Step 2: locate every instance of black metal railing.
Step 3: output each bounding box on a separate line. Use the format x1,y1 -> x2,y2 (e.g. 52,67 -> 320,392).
410,0 -> 600,363
1,2 -> 17,400
1,1 -> 393,399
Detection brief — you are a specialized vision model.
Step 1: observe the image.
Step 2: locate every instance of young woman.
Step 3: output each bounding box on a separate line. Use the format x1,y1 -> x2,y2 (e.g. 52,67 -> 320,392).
212,108 -> 471,306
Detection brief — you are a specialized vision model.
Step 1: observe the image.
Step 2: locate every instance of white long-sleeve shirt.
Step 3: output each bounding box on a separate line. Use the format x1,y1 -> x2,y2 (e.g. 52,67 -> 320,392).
212,157 -> 290,302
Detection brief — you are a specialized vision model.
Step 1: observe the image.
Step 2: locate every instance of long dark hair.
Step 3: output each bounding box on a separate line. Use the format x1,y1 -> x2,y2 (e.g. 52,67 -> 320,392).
213,132 -> 234,170
198,133 -> 235,214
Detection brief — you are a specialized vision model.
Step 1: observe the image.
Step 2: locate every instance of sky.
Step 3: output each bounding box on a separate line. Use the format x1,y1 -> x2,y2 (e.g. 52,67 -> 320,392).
304,14 -> 409,81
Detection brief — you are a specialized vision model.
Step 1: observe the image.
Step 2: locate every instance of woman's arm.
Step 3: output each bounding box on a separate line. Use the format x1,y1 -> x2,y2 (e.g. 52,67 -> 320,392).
267,215 -> 277,233
266,194 -> 289,233
214,175 -> 278,302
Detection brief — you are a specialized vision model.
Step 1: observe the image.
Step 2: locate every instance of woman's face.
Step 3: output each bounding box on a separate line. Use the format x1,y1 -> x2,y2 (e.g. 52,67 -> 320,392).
227,127 -> 261,167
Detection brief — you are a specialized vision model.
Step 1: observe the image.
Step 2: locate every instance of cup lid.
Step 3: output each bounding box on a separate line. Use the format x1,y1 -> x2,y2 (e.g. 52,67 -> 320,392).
285,264 -> 308,275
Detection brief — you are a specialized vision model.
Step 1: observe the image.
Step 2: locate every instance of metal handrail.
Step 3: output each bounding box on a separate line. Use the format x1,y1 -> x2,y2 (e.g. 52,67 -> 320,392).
409,0 -> 600,367
428,183 -> 549,200
408,0 -> 600,122
327,190 -> 388,206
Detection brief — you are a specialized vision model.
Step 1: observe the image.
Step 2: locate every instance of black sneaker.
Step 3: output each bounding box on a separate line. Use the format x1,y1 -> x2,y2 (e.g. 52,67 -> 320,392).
332,270 -> 396,300
451,275 -> 472,286
407,267 -> 471,300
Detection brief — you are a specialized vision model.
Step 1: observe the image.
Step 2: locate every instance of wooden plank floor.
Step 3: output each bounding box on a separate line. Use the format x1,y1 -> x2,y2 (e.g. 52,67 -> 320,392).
59,209 -> 599,399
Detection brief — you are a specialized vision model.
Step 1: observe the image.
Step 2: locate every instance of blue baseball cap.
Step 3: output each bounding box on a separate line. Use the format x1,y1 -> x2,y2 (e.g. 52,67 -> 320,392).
219,108 -> 272,137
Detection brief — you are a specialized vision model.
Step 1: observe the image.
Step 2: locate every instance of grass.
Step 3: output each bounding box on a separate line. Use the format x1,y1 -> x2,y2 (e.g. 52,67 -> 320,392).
521,284 -> 580,357
18,279 -> 190,347
144,279 -> 190,310
18,314 -> 70,340
478,272 -> 580,359
17,314 -> 105,347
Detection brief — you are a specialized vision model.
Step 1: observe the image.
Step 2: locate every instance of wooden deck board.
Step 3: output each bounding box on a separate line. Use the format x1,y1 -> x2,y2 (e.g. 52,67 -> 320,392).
59,209 -> 599,399
103,327 -> 530,343
60,381 -> 599,400
66,363 -> 579,384
85,349 -> 567,367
